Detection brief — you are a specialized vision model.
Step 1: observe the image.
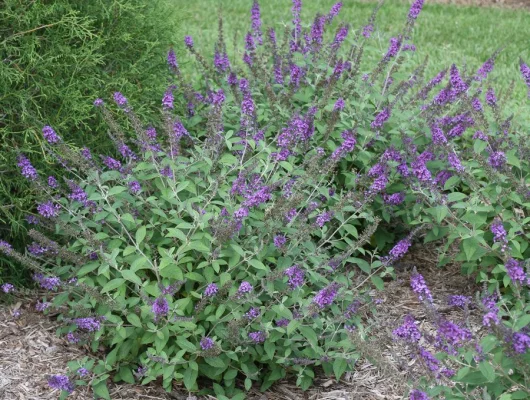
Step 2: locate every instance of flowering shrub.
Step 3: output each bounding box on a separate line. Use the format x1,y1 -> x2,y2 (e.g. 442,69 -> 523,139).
2,0 -> 530,398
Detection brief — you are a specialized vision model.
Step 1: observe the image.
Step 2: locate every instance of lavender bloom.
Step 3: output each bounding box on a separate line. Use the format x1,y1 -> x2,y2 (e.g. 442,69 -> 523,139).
313,283 -> 340,308
430,123 -> 447,145
393,315 -> 421,342
471,97 -> 483,112
37,201 -> 60,218
48,375 -> 74,393
410,273 -> 433,302
200,337 -> 215,350
331,130 -> 356,160
449,64 -> 468,93
204,283 -> 219,297
310,15 -> 326,45
173,120 -> 189,139
34,274 -> 61,291
249,331 -> 266,343
102,156 -> 121,170
512,332 -> 530,354
292,0 -> 302,39
67,181 -> 88,204
274,235 -> 287,248
75,317 -> 102,332
384,192 -> 405,205
505,258 -> 527,285
77,368 -> 89,377
162,88 -> 174,109
284,265 -> 305,289
476,58 -> 495,81
233,207 -> 249,220
316,211 -> 334,227
276,318 -> 290,327
238,281 -> 253,296
482,295 -> 500,327
448,153 -> 464,173
250,0 -> 263,44
26,215 -> 39,225
488,151 -> 506,170
448,295 -> 471,307
214,52 -> 230,72
80,147 -> 92,160
402,44 -> 416,52
184,35 -> 194,49
490,219 -> 507,244
408,0 -> 424,19
436,320 -> 472,352
17,155 -> 38,180
128,181 -> 141,194
28,242 -> 48,256
167,48 -> 178,69
473,130 -> 488,141
285,208 -> 297,222
241,95 -> 255,116
66,332 -> 80,343
47,176 -> 58,189
327,2 -> 342,22
371,108 -> 391,130
419,347 -> 440,372
42,125 -> 60,144
362,24 -> 373,38
370,174 -> 388,193
385,37 -> 401,59
410,390 -> 430,400
245,307 -> 260,320
290,64 -> 304,87
411,154 -> 432,182
1,283 -> 14,293
334,98 -> 345,111
152,297 -> 169,319
36,301 -> 50,311
486,87 -> 497,106
93,98 -> 104,107
113,92 -> 128,108
520,59 -> 530,97
389,238 -> 412,261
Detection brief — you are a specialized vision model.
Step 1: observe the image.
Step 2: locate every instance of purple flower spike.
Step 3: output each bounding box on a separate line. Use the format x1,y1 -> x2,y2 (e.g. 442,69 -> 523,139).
113,92 -> 128,108
362,24 -> 373,38
238,281 -> 253,296
249,331 -> 266,343
200,337 -> 215,350
75,317 -> 102,332
17,155 -> 38,180
93,98 -> 104,107
128,181 -> 141,194
393,315 -> 421,342
167,48 -> 178,69
184,35 -> 194,49
371,107 -> 391,130
519,59 -> 530,97
47,176 -> 59,189
284,265 -> 305,289
410,390 -> 430,400
410,273 -> 433,302
313,283 -> 340,309
408,0 -> 425,20
204,283 -> 219,297
327,2 -> 342,23
274,235 -> 287,248
1,283 -> 14,293
152,297 -> 169,319
48,375 -> 74,393
37,201 -> 60,218
512,332 -> 530,354
42,125 -> 60,144
251,0 -> 263,45
334,98 -> 345,111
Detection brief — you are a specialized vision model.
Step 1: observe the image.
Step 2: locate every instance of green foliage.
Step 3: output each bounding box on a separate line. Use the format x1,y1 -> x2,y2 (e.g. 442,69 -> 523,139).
0,0 -> 183,283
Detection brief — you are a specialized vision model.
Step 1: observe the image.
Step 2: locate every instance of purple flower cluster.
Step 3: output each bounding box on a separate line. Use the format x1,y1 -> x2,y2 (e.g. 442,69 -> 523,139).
162,87 -> 174,110
128,181 -> 141,194
249,331 -> 266,343
327,2 -> 342,23
37,201 -> 60,218
75,317 -> 102,332
447,295 -> 471,307
410,390 -> 430,400
33,273 -> 61,290
47,176 -> 58,189
102,156 -> 121,170
245,307 -> 260,320
238,281 -> 253,296
113,92 -> 128,108
488,151 -> 506,170
36,301 -> 50,311
393,315 -> 421,342
250,0 -> 263,44
152,297 -> 169,319
447,153 -> 464,173
184,35 -> 194,49
476,58 -> 495,81
485,87 -> 497,107
512,332 -> 530,354
332,25 -> 348,49
419,346 -> 440,372
77,368 -> 89,377
284,265 -> 305,289
167,48 -> 178,69
17,155 -> 38,180
315,211 -> 334,227
430,123 -> 447,145
505,258 -> 528,285
383,192 -> 405,205
410,273 -> 433,302
48,375 -> 74,393
482,295 -> 500,327
80,147 -> 92,160
435,320 -> 472,353
385,37 -> 401,59
388,238 -> 412,261
362,24 -> 373,38
490,219 -> 507,247
313,283 -> 340,308
204,283 -> 219,297
331,130 -> 356,160
274,235 -> 287,248
1,283 -> 14,293
519,59 -> 530,98
42,125 -> 60,144
200,337 -> 215,350
408,0 -> 425,19
371,108 -> 391,130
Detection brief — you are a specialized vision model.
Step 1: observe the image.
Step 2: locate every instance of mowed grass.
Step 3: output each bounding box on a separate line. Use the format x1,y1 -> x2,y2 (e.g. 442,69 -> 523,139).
174,0 -> 530,107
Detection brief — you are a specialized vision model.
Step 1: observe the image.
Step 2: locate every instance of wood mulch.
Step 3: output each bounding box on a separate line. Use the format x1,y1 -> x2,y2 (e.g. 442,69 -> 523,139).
0,243 -> 485,400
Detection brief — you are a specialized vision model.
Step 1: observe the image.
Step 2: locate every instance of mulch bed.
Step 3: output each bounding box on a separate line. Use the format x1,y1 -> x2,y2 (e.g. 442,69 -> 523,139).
0,243 -> 486,400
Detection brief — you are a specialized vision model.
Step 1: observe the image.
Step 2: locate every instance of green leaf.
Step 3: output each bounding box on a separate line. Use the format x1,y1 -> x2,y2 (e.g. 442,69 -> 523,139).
514,314 -> 530,331
78,262 -> 100,276
101,278 -> 126,293
478,361 -> 495,382
448,192 -> 467,202
333,358 -> 348,381
177,337 -> 196,352
462,237 -> 479,261
92,381 -> 111,400
249,259 -> 268,271
244,377 -> 252,391
108,186 -> 126,196
183,366 -> 198,390
126,313 -> 142,328
122,270 -> 142,285
135,226 -> 147,244
224,369 -> 238,381
371,275 -> 384,290
299,326 -> 318,349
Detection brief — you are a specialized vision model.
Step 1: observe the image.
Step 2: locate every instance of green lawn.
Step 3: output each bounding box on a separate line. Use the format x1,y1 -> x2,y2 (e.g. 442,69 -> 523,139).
175,0 -> 530,104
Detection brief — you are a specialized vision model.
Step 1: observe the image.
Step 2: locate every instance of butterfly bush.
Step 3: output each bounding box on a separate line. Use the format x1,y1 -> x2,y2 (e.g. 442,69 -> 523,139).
2,0 -> 530,398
